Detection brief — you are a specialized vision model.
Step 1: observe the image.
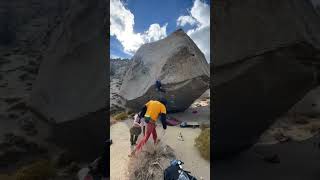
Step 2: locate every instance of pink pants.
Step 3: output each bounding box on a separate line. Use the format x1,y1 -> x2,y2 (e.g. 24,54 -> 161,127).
135,122 -> 157,152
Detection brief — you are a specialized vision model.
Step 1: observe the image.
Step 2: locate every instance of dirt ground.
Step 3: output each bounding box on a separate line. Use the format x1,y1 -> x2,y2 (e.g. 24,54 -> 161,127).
110,102 -> 210,180
110,90 -> 210,180
110,120 -> 210,180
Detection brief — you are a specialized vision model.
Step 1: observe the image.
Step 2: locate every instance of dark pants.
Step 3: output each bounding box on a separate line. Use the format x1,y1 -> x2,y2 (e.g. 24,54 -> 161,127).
130,126 -> 142,145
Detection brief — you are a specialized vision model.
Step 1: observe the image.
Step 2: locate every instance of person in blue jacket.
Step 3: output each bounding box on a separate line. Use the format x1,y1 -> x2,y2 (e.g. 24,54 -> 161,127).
155,80 -> 166,93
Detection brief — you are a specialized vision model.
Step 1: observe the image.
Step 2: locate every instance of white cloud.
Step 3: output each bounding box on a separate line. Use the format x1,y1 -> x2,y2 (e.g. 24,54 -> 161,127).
177,0 -> 210,62
110,0 -> 167,55
177,16 -> 197,26
110,54 -> 121,59
143,23 -> 168,42
190,0 -> 210,27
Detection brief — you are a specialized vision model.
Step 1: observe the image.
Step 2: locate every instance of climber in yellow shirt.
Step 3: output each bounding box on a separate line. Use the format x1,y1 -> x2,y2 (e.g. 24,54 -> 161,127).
129,98 -> 167,157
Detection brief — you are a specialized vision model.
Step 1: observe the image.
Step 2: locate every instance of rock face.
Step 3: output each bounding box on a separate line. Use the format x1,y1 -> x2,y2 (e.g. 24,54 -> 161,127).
110,59 -> 130,114
110,58 -> 130,80
213,0 -> 320,159
0,0 -> 108,164
290,86 -> 320,115
120,29 -> 210,112
29,0 -> 107,123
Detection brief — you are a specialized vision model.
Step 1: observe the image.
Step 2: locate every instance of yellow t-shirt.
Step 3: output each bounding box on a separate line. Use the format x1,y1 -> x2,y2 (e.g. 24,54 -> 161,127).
145,100 -> 167,121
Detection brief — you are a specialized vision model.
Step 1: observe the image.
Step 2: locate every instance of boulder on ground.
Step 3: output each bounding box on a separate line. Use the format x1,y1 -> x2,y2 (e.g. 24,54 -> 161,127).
119,29 -> 210,112
29,0 -> 107,123
26,0 -> 108,161
213,0 -> 320,159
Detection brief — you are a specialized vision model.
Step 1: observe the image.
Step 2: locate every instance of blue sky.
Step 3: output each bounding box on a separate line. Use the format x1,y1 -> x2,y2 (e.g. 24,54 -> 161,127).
110,0 -> 210,62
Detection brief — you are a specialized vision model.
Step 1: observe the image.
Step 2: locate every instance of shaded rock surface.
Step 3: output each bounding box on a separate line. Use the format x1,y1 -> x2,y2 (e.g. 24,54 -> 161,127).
110,58 -> 130,114
29,0 -> 107,123
214,136 -> 320,180
290,86 -> 320,115
213,0 -> 320,159
110,58 -> 130,80
0,0 -> 108,173
120,29 -> 210,112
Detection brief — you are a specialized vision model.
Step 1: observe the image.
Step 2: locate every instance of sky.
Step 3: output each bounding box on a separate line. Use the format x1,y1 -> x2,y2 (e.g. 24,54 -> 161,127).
110,0 -> 210,62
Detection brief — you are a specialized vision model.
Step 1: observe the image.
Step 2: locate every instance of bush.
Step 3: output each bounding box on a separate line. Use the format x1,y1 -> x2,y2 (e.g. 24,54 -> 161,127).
195,128 -> 210,160
113,112 -> 128,121
128,143 -> 176,180
14,160 -> 56,180
199,123 -> 210,130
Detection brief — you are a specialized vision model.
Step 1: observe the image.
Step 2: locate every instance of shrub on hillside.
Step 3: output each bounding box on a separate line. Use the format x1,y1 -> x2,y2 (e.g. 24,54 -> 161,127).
195,128 -> 210,160
113,112 -> 128,121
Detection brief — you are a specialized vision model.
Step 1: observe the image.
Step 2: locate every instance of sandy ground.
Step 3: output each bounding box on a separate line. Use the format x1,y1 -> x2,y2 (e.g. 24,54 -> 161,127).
110,89 -> 210,179
110,121 -> 210,180
162,125 -> 210,180
110,122 -> 131,180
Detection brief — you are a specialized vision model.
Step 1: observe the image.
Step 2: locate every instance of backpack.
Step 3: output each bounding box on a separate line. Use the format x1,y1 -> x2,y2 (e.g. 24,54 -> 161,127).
164,160 -> 197,180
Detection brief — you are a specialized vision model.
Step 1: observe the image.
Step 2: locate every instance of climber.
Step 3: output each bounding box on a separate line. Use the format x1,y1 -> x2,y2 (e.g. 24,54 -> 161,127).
129,98 -> 168,157
155,80 -> 166,93
129,112 -> 146,146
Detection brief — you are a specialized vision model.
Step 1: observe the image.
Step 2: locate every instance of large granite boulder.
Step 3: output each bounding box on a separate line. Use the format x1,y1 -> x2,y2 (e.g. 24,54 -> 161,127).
213,0 -> 320,159
119,29 -> 210,112
29,0 -> 108,161
0,0 -> 108,164
29,0 -> 107,123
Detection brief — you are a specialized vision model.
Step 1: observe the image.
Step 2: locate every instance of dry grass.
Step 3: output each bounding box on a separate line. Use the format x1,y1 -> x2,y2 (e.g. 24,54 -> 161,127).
195,128 -> 210,160
14,159 -> 56,180
113,111 -> 128,121
110,116 -> 117,125
199,123 -> 210,130
128,142 -> 176,180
